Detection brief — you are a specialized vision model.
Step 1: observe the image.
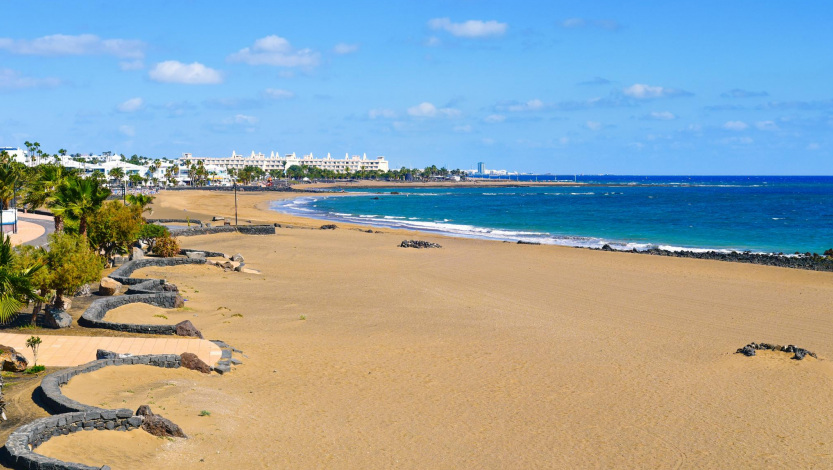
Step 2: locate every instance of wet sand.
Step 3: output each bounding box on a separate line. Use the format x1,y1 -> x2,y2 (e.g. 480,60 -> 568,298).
29,189 -> 833,469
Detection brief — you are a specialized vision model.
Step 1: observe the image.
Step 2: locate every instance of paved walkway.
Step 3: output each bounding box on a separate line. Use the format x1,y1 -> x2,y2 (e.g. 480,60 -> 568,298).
8,212 -> 54,248
0,333 -> 222,367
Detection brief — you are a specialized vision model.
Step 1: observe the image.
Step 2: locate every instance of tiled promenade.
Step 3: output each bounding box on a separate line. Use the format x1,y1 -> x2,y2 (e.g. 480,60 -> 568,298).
0,333 -> 222,367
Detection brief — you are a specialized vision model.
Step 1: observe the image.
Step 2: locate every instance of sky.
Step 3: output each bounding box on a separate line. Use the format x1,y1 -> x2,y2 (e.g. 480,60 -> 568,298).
1,1 -> 832,174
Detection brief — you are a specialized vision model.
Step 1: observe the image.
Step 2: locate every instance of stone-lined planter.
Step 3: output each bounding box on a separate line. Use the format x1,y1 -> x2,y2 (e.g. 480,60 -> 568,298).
3,410 -> 140,469
108,257 -> 206,285
78,293 -> 184,335
40,355 -> 182,414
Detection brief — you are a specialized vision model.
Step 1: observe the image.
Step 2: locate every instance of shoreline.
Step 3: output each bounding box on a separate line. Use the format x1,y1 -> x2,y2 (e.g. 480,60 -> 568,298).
265,190 -> 833,270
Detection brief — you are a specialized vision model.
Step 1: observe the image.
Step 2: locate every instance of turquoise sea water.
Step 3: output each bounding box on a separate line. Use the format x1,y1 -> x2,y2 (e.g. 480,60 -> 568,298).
270,176 -> 833,254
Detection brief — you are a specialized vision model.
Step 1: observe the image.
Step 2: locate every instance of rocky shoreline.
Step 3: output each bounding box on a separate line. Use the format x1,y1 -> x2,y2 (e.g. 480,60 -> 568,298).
599,244 -> 833,272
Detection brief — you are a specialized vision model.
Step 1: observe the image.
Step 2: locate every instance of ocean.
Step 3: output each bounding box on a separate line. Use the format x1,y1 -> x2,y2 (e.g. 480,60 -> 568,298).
270,176 -> 833,254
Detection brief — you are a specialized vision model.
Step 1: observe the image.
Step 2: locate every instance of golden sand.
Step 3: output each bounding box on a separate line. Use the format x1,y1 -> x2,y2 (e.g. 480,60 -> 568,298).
29,190 -> 833,468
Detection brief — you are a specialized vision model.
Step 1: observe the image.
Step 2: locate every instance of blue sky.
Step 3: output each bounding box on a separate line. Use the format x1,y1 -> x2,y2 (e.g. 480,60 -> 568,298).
1,1 -> 831,174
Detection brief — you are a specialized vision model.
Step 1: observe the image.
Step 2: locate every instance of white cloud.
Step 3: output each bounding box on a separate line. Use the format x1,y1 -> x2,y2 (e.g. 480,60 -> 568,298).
407,102 -> 461,118
484,114 -> 506,123
263,88 -> 295,99
148,61 -> 223,84
807,143 -> 820,151
755,120 -> 778,131
424,36 -> 442,47
719,136 -> 753,145
643,111 -> 676,121
503,99 -> 545,112
723,120 -> 749,131
428,18 -> 507,38
561,18 -> 586,28
117,97 -> 143,113
586,121 -> 602,131
368,108 -> 396,119
623,83 -> 691,99
453,125 -> 472,133
560,18 -> 621,30
231,114 -> 258,125
119,125 -> 135,137
333,43 -> 359,55
0,68 -> 61,89
228,35 -> 320,68
0,34 -> 144,58
119,60 -> 144,71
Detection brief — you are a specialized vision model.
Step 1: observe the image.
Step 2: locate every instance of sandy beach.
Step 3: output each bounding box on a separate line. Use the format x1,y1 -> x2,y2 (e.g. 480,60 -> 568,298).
26,189 -> 833,468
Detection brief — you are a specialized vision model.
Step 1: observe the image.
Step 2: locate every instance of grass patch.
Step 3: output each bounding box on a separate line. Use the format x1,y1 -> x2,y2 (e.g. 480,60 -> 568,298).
153,314 -> 168,320
24,365 -> 45,374
178,306 -> 195,312
299,315 -> 306,321
199,410 -> 211,417
231,313 -> 243,318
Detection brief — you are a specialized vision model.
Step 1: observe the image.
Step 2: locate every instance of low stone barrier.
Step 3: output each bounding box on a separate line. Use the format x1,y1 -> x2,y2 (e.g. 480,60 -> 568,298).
78,293 -> 183,335
40,355 -> 181,414
109,257 -> 206,285
175,225 -> 276,237
1,354 -> 184,470
179,248 -> 228,258
3,410 -> 140,469
146,218 -> 204,227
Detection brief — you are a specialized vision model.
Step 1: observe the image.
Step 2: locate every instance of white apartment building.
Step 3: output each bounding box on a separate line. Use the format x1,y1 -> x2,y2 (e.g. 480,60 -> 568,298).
180,151 -> 390,173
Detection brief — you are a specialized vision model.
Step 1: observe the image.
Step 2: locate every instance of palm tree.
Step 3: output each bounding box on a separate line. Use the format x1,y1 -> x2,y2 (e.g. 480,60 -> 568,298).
126,194 -> 154,214
22,164 -> 71,232
0,162 -> 23,234
0,235 -> 43,323
51,176 -> 111,236
108,167 -> 125,186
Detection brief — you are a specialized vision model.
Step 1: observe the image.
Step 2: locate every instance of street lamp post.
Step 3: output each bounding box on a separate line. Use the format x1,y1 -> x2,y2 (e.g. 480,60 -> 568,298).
233,180 -> 238,226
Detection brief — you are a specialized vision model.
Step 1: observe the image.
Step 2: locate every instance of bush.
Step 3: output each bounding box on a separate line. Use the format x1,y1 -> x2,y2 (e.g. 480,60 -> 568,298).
24,365 -> 45,374
137,223 -> 169,252
824,248 -> 833,258
153,233 -> 180,257
45,233 -> 103,308
87,201 -> 143,259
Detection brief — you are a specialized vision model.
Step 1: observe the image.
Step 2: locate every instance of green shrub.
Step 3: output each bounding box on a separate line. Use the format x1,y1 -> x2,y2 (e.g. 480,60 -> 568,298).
24,365 -> 45,374
153,233 -> 180,258
137,223 -> 169,252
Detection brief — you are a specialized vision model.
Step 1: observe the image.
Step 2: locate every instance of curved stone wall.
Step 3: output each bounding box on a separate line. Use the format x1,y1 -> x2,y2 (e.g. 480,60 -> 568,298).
40,354 -> 182,414
2,354 -> 183,470
108,257 -> 206,285
78,293 -> 183,335
180,248 -> 229,258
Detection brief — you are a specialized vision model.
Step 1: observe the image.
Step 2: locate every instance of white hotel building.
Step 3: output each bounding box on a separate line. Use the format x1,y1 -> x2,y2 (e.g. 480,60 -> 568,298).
180,151 -> 389,173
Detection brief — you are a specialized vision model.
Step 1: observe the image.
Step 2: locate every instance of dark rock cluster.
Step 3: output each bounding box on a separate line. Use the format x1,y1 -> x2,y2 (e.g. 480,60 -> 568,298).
320,224 -> 338,230
137,405 -> 186,438
736,342 -> 818,360
634,248 -> 833,272
399,240 -> 442,249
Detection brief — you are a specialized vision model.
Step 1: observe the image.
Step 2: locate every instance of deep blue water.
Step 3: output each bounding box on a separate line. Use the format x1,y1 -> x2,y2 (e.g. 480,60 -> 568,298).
271,176 -> 833,254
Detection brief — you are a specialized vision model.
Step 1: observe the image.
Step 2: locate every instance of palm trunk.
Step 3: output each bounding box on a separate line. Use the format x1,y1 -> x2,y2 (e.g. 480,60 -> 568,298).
30,287 -> 47,325
54,215 -> 63,233
53,288 -> 64,309
79,217 -> 87,236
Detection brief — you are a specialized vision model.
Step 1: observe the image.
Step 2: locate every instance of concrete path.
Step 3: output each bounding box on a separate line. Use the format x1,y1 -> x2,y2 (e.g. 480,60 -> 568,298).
9,212 -> 54,248
0,333 -> 222,367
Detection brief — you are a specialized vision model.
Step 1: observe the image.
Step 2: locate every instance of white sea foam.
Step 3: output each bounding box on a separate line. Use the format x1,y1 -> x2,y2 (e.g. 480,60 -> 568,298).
269,194 -> 778,254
